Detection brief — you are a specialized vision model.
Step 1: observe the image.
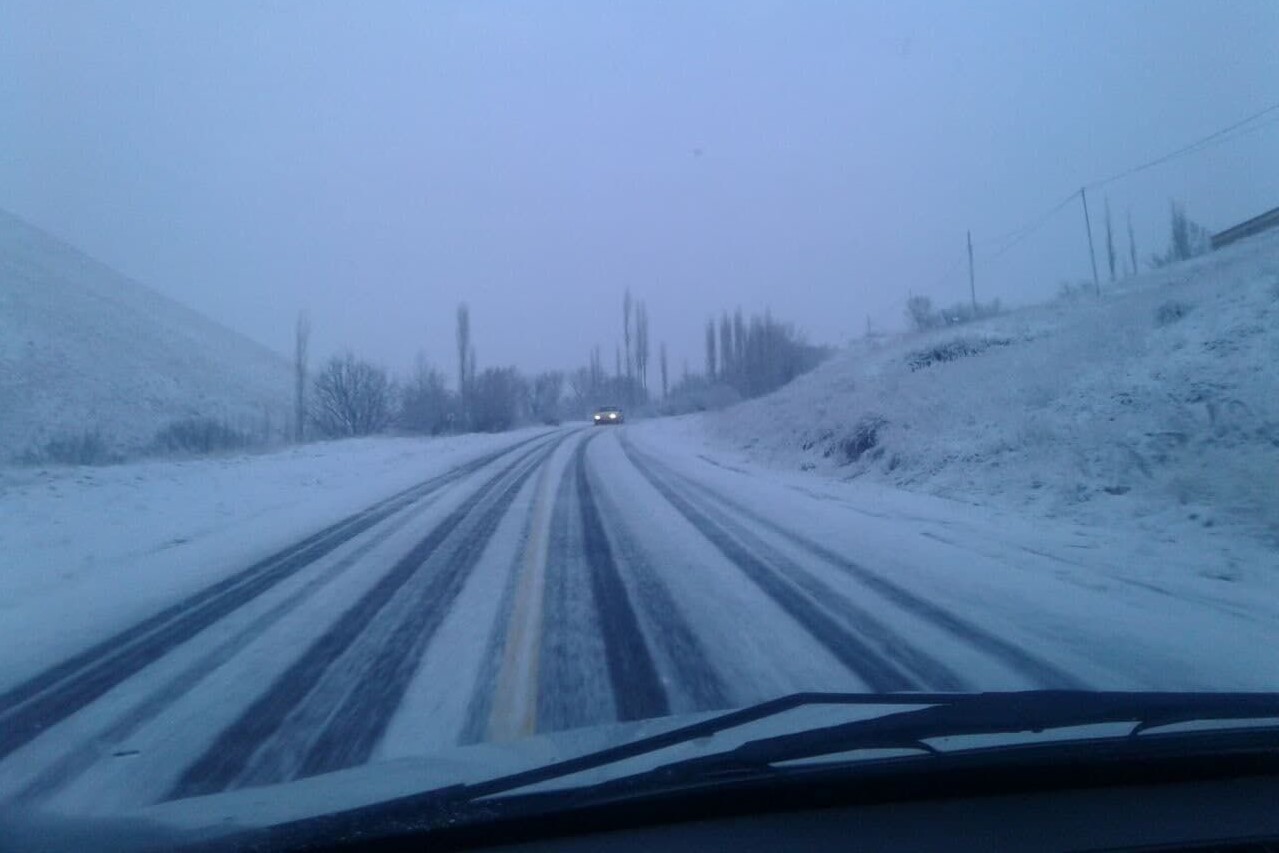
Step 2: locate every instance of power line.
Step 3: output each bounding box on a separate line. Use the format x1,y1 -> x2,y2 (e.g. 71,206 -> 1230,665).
980,192 -> 1078,262
923,96 -> 1279,297
1087,98 -> 1279,190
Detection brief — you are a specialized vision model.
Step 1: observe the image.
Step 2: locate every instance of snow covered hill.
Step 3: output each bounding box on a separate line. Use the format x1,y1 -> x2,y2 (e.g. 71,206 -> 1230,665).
0,208 -> 293,461
702,229 -> 1279,545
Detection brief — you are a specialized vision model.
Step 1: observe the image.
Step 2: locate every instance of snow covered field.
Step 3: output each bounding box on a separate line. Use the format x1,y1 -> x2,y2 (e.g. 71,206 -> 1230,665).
704,229 -> 1279,551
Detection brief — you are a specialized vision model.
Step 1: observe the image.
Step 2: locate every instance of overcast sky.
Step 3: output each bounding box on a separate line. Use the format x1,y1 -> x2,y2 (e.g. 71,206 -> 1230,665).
3,0 -> 1278,377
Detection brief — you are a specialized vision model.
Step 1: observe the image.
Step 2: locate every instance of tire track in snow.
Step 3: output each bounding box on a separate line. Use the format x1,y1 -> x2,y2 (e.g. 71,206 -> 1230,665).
10,482 -> 450,805
0,431 -> 553,763
290,435 -> 572,781
582,436 -> 731,714
625,438 -> 1085,689
573,436 -> 671,722
620,439 -> 958,691
165,435 -> 565,799
535,442 -> 613,732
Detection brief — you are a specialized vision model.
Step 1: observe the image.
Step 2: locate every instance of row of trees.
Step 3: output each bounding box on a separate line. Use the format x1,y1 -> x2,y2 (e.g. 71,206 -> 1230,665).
303,352 -> 569,439
291,304 -> 569,440
702,309 -> 826,399
1101,198 -> 1211,281
291,293 -> 827,441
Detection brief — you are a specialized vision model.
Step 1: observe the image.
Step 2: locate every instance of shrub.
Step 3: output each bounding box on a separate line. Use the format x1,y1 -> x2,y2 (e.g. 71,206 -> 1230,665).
1154,300 -> 1192,327
905,296 -> 940,331
1056,280 -> 1093,302
20,430 -> 121,467
153,417 -> 252,455
906,336 -> 1013,371
832,415 -> 887,464
906,296 -> 1003,331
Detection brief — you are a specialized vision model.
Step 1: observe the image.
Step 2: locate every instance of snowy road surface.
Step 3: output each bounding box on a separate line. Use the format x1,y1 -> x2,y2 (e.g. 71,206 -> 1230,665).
2,424 -> 1276,815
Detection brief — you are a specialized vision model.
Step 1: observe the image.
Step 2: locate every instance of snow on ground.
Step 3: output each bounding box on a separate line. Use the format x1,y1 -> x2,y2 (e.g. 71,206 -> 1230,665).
0,207 -> 293,461
0,428 -> 550,691
626,417 -> 1279,690
701,229 -> 1279,552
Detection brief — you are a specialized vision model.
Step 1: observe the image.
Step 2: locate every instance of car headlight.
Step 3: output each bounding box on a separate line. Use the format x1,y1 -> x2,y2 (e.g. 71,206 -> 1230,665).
594,415 -> 601,420
608,413 -> 617,419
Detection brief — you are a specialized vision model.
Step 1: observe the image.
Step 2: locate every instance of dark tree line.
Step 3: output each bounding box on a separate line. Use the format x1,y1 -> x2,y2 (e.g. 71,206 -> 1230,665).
294,293 -> 825,440
700,308 -> 826,400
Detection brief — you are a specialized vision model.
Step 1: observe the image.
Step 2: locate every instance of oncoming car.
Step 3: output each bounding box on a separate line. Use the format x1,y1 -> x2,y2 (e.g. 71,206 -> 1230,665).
592,405 -> 624,425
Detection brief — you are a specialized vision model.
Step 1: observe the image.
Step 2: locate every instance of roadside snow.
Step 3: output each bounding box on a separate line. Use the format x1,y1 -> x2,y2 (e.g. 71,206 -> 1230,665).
627,417 -> 1279,690
702,229 -> 1279,549
0,429 -> 549,691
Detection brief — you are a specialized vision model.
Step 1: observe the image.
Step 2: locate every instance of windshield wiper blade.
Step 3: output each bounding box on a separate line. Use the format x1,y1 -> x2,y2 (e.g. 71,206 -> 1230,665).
461,691 -> 1279,805
242,691 -> 1279,850
455,691 -> 954,801
238,692 -> 951,847
590,691 -> 1279,794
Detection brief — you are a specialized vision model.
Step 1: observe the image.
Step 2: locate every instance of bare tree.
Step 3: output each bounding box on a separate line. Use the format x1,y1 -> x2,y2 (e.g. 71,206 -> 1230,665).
905,295 -> 939,331
659,342 -> 669,399
529,371 -> 564,424
399,355 -> 454,435
470,367 -> 525,432
1105,197 -> 1117,283
635,301 -> 650,395
293,310 -> 310,443
733,308 -> 746,372
623,289 -> 633,385
468,345 -> 477,397
1127,209 -> 1138,278
311,352 -> 393,437
1130,208 -> 1140,278
719,312 -> 733,380
590,345 -> 603,391
1151,201 -> 1210,268
456,303 -> 471,423
705,319 -> 717,380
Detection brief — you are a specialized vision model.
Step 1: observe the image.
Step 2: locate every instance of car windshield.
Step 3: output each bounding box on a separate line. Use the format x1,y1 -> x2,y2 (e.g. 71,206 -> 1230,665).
2,0 -> 1278,845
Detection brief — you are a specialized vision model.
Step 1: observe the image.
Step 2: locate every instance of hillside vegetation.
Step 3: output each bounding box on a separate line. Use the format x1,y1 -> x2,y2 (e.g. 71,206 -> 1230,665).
707,229 -> 1279,543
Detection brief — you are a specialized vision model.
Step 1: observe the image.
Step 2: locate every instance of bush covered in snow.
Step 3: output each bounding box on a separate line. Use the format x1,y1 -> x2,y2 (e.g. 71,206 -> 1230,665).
906,336 -> 1015,372
152,417 -> 254,456
1154,300 -> 1192,326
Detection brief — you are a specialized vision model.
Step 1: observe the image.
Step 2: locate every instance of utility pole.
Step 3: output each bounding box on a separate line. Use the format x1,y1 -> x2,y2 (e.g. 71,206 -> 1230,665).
1080,187 -> 1101,296
966,230 -> 976,310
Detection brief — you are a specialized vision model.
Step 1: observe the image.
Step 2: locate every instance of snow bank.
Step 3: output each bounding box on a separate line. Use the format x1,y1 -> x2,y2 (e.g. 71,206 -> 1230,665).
702,230 -> 1279,547
0,208 -> 293,461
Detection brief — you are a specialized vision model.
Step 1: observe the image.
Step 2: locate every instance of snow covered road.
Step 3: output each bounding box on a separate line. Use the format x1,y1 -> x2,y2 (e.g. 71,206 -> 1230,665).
2,424 -> 1276,815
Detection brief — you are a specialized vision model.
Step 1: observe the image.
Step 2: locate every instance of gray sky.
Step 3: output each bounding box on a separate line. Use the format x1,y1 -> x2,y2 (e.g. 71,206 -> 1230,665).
4,0 -> 1278,378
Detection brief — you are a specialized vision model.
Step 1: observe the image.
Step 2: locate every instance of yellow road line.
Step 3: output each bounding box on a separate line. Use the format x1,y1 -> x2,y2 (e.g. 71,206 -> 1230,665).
486,448 -> 556,741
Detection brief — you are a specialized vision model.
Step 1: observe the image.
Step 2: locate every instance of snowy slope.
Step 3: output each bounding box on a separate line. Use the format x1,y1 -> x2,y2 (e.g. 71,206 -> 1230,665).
0,208 -> 293,460
703,229 -> 1279,545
